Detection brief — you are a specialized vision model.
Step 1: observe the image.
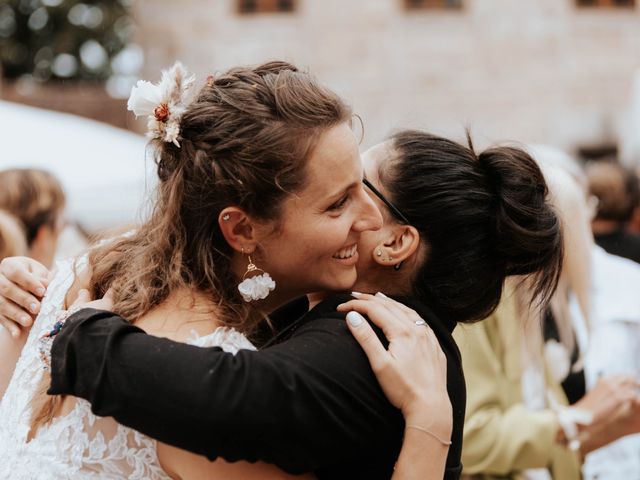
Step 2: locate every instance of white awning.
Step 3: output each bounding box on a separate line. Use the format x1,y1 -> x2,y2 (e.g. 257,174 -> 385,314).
0,100 -> 155,231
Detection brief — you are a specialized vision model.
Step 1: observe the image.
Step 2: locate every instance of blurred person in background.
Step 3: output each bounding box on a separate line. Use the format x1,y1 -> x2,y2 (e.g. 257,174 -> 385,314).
454,165 -> 640,480
0,210 -> 27,261
586,161 -> 640,264
583,164 -> 640,479
0,169 -> 66,269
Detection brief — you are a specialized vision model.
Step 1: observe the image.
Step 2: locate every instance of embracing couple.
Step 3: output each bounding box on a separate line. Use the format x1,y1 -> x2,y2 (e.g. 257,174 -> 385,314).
0,61 -> 562,479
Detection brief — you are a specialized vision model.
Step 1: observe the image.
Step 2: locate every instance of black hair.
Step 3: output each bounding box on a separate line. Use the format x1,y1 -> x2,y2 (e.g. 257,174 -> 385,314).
382,130 -> 563,324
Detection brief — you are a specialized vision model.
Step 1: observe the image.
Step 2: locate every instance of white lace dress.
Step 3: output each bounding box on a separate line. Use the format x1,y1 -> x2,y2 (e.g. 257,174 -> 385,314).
0,257 -> 256,479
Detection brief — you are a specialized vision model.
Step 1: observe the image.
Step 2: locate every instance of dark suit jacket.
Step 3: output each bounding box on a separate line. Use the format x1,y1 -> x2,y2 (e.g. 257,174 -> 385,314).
49,294 -> 465,479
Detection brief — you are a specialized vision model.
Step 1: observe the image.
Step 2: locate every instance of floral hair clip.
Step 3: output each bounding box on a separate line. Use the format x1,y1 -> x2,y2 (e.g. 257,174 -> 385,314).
127,62 -> 196,147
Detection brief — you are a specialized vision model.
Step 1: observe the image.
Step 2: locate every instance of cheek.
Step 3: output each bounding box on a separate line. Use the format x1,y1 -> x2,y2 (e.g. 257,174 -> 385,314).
356,236 -> 376,266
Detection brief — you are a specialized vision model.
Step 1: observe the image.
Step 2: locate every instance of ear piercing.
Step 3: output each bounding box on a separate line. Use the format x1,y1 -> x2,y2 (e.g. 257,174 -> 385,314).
377,248 -> 399,269
222,213 -> 230,221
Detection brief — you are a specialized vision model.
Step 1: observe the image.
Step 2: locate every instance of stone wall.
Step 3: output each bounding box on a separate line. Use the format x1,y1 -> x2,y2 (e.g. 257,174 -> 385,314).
111,0 -> 640,156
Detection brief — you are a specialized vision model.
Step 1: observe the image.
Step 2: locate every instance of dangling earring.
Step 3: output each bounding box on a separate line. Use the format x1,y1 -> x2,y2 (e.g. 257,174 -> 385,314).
394,261 -> 402,271
237,250 -> 276,302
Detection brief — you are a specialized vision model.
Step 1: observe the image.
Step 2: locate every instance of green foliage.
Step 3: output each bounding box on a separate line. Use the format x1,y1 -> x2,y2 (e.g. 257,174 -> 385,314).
0,0 -> 133,81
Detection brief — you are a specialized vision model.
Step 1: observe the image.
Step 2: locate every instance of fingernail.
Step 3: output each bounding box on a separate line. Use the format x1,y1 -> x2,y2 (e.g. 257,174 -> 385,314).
21,315 -> 31,325
351,291 -> 363,298
346,311 -> 364,327
36,287 -> 45,297
11,328 -> 19,338
29,302 -> 38,313
375,292 -> 388,298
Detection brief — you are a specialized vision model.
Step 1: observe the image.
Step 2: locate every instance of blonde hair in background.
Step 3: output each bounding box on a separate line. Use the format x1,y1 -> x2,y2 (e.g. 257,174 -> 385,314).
518,155 -> 593,374
0,210 -> 27,259
0,169 -> 66,246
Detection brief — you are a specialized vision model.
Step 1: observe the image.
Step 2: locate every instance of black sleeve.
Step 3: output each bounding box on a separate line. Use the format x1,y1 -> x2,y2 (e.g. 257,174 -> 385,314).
49,308 -> 402,474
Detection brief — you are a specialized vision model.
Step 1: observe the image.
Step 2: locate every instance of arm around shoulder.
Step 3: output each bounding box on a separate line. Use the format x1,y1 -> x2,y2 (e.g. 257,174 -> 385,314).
49,309 -> 401,474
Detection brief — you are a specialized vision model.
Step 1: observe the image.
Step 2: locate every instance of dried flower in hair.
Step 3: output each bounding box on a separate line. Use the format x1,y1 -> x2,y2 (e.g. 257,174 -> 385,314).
154,104 -> 170,122
127,62 -> 196,147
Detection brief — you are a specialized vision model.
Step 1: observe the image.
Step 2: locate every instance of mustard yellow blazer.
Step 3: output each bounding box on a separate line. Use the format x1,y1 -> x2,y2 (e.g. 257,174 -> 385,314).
453,292 -> 581,480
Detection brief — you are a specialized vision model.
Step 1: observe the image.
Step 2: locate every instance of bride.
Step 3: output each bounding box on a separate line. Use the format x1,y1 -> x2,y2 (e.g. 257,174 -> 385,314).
0,60 -> 387,479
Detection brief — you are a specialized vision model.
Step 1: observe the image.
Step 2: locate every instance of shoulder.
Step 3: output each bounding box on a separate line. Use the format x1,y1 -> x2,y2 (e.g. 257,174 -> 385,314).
269,294 -> 385,388
61,231 -> 136,312
62,254 -> 93,310
394,296 -> 463,364
275,294 -> 351,344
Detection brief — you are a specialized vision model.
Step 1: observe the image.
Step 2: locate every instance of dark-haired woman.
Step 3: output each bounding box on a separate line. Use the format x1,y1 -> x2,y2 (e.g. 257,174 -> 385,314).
0,104 -> 562,478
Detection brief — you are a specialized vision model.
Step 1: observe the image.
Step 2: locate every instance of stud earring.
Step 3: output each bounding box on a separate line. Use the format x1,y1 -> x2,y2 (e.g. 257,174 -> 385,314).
376,249 -> 383,257
237,250 -> 276,302
222,213 -> 230,221
394,261 -> 402,271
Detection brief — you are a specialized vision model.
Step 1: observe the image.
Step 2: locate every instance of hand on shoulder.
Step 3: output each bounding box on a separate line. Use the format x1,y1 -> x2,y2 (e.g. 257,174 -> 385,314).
0,256 -> 50,337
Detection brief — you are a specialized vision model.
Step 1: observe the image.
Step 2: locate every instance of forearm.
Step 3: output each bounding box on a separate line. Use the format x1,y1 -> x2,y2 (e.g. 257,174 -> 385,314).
393,407 -> 451,480
0,324 -> 28,398
49,310 -> 301,465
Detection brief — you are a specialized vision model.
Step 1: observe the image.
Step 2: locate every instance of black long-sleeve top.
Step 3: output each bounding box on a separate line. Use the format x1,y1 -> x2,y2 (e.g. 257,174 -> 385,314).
49,294 -> 465,479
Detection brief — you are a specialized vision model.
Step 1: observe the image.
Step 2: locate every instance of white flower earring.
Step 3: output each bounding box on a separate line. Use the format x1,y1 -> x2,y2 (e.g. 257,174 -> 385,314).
237,250 -> 276,302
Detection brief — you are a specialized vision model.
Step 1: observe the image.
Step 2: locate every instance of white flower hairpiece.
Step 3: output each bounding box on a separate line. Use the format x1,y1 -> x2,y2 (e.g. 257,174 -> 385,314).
127,62 -> 196,147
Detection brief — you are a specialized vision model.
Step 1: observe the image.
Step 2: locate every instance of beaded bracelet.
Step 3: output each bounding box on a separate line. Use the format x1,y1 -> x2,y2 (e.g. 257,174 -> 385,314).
37,307 -> 80,371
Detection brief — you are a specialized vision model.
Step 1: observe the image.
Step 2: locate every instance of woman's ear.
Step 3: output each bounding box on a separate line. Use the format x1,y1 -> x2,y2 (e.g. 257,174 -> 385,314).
218,207 -> 259,253
373,225 -> 420,268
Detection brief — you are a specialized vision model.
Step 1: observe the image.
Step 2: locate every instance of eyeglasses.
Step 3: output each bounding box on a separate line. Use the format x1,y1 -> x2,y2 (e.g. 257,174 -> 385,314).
362,177 -> 410,225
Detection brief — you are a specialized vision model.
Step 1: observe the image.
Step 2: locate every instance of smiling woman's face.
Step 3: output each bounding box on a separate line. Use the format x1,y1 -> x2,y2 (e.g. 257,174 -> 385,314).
257,122 -> 383,299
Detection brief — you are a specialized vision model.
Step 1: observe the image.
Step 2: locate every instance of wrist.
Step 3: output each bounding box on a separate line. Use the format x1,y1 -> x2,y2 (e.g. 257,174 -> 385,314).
552,406 -> 592,457
404,400 -> 452,439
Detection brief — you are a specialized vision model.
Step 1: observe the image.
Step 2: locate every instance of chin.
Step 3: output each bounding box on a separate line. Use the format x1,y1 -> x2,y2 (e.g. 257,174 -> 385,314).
328,272 -> 357,293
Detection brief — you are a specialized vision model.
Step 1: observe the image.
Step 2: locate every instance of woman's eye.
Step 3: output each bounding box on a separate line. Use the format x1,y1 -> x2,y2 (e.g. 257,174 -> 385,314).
328,195 -> 349,211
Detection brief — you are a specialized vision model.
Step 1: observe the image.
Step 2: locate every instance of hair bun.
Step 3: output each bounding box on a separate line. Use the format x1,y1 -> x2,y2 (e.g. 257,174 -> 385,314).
478,146 -> 563,303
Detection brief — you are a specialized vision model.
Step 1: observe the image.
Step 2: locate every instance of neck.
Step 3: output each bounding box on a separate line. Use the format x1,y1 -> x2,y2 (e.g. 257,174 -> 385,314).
248,286 -> 302,314
135,288 -> 224,340
353,268 -> 413,298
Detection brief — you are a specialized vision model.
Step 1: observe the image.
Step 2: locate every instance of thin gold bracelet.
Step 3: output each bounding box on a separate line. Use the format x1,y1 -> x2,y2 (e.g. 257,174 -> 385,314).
405,424 -> 452,446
